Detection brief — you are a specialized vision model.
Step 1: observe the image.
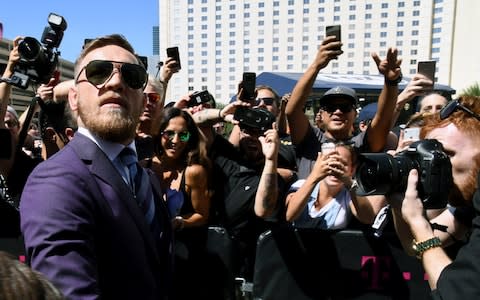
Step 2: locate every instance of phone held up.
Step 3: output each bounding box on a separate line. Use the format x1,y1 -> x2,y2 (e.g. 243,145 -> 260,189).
166,46 -> 181,69
417,60 -> 436,83
241,72 -> 256,102
326,25 -> 341,50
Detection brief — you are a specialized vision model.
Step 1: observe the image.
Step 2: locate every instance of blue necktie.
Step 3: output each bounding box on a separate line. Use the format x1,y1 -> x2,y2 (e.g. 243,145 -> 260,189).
119,148 -> 156,226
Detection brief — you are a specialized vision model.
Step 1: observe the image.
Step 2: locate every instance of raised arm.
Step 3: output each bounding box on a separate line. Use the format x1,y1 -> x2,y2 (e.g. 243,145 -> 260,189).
368,48 -> 402,152
391,73 -> 433,128
255,126 -> 280,218
285,37 -> 342,145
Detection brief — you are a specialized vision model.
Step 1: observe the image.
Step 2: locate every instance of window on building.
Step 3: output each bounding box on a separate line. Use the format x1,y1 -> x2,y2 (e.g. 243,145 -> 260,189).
381,3 -> 388,8
398,12 -> 405,17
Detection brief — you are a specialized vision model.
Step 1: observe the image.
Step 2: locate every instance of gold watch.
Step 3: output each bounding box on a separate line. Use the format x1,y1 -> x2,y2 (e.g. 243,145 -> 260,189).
412,237 -> 441,259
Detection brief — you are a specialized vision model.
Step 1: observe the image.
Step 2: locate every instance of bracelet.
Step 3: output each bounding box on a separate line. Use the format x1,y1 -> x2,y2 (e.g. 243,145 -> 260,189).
412,236 -> 441,259
385,72 -> 403,86
348,179 -> 358,192
218,109 -> 223,119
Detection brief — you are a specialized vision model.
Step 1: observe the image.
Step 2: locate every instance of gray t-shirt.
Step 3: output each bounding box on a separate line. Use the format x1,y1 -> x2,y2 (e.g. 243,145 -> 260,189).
295,125 -> 369,180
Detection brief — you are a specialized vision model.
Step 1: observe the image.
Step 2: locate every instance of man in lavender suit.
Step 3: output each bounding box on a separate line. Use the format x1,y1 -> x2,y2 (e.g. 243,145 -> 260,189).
20,34 -> 173,300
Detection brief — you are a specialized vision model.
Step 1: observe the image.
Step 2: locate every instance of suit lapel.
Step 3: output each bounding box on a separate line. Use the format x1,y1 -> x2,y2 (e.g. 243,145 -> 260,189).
69,134 -> 161,264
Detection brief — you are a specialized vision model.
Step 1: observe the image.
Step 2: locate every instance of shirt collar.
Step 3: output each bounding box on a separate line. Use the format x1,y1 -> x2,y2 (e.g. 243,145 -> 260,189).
77,127 -> 137,162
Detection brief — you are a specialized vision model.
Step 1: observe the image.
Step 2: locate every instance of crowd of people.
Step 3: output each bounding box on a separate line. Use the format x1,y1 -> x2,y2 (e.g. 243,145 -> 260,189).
0,31 -> 479,300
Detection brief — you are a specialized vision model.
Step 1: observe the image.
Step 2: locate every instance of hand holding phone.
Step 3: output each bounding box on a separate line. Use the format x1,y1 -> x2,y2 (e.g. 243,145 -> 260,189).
403,127 -> 420,141
166,47 -> 181,69
326,25 -> 341,51
326,25 -> 341,42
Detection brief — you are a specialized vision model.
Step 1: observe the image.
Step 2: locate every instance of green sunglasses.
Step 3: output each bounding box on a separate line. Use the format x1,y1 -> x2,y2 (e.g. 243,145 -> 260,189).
161,130 -> 191,142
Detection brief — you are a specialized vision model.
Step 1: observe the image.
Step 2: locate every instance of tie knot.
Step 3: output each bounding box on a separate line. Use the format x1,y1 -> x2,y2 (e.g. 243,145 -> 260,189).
119,147 -> 137,167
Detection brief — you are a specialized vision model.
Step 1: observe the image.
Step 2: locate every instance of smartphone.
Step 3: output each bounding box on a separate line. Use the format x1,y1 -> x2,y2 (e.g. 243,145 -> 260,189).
417,61 -> 436,82
403,127 -> 420,141
166,46 -> 181,69
326,25 -> 341,42
321,142 -> 336,155
242,72 -> 256,102
188,90 -> 214,107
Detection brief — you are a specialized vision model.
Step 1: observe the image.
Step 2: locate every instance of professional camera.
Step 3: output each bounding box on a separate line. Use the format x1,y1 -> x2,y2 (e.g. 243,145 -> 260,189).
355,139 -> 453,209
11,13 -> 67,89
188,90 -> 215,107
234,107 -> 275,133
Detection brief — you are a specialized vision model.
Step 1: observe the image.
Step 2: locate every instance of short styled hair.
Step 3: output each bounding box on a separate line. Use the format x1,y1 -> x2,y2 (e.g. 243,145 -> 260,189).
75,34 -> 140,76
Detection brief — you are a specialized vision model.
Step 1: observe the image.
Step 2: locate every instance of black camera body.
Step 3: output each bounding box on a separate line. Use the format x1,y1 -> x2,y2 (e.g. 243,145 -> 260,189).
11,13 -> 67,89
234,107 -> 275,133
355,139 -> 453,209
188,90 -> 215,107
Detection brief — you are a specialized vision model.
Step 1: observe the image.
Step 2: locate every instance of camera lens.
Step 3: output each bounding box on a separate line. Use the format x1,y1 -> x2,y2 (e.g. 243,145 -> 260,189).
18,37 -> 43,61
355,153 -> 399,196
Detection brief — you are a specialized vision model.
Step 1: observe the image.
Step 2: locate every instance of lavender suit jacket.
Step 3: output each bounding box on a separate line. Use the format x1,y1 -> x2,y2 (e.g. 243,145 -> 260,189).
20,133 -> 173,300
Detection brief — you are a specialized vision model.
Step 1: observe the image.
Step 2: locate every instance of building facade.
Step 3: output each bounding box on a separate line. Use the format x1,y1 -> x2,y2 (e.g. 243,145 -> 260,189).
158,0 -> 474,104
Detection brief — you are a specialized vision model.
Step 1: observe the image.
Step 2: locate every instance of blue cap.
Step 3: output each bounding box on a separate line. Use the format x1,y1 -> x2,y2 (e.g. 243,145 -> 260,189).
357,102 -> 377,123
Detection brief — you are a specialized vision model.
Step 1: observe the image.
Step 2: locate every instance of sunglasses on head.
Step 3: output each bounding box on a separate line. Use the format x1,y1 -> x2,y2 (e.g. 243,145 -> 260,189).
145,92 -> 161,104
76,60 -> 148,90
440,99 -> 480,121
161,130 -> 191,142
321,103 -> 355,113
255,97 -> 275,106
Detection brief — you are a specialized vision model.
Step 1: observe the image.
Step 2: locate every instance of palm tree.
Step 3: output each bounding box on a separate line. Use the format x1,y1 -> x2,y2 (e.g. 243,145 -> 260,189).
461,82 -> 480,96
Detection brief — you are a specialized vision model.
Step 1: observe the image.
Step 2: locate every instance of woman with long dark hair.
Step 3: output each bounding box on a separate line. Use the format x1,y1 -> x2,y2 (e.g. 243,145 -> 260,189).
148,107 -> 212,299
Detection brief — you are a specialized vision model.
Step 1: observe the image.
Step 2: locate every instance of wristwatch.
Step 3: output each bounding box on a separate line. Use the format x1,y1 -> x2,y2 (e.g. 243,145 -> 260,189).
412,236 -> 441,259
385,72 -> 403,86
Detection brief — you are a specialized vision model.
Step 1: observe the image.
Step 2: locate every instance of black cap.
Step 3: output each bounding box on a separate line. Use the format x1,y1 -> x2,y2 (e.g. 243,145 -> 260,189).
319,86 -> 358,107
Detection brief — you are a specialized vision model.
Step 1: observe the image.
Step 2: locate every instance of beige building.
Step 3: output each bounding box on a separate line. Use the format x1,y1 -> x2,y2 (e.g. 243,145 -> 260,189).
158,0 -> 478,104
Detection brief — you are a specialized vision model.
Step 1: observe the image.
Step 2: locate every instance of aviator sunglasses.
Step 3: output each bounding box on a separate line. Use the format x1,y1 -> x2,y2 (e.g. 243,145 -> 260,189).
161,130 -> 191,142
321,103 -> 355,113
76,60 -> 148,90
440,99 -> 480,121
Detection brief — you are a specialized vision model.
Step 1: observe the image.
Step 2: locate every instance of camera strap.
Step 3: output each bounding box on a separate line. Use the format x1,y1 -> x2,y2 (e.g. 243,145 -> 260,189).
15,96 -> 41,156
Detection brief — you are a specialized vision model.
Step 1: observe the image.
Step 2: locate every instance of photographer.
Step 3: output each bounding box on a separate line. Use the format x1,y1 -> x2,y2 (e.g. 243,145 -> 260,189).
388,96 -> 480,298
0,37 -> 42,209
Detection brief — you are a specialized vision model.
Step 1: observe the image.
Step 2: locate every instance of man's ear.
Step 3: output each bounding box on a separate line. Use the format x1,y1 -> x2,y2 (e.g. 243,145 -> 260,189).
64,128 -> 75,141
68,85 -> 78,113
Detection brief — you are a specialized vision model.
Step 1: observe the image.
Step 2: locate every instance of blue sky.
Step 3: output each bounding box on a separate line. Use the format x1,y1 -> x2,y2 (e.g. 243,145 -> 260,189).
0,1 -> 159,62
